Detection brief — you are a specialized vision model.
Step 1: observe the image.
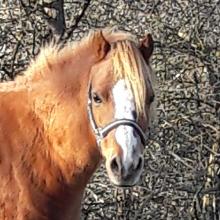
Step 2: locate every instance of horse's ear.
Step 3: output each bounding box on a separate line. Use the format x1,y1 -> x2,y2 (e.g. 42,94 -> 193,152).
91,31 -> 110,60
139,34 -> 154,63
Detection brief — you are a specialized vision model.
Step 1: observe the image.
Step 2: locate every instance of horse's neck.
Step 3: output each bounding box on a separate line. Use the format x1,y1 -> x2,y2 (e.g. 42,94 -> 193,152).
7,73 -> 101,217
1,37 -> 106,217
28,69 -> 101,192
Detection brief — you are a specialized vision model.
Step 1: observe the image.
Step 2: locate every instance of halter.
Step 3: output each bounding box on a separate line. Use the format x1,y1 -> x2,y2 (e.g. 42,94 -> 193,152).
87,84 -> 148,147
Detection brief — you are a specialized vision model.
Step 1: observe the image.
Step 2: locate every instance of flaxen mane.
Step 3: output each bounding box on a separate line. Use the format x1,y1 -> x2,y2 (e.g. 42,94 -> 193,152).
103,29 -> 156,121
111,41 -> 152,119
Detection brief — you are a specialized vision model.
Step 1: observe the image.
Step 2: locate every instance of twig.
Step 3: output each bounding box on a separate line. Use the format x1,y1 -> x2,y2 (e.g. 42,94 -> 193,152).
169,151 -> 194,169
62,0 -> 91,41
9,40 -> 21,79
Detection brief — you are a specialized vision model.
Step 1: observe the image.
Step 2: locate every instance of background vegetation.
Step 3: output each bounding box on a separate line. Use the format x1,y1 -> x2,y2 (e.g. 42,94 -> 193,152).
0,0 -> 219,219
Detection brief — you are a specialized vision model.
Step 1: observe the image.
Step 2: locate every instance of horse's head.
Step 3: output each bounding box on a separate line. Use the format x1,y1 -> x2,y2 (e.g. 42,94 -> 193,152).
88,30 -> 155,187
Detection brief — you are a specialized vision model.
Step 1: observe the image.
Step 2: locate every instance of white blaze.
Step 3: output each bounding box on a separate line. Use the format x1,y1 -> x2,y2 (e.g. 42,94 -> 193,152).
112,79 -> 138,170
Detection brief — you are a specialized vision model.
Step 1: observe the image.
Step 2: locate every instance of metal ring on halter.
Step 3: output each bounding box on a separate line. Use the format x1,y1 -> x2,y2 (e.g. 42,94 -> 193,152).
87,84 -> 148,146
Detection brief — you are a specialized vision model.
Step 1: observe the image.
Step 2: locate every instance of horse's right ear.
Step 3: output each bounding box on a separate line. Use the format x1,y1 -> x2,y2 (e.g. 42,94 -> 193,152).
91,31 -> 110,61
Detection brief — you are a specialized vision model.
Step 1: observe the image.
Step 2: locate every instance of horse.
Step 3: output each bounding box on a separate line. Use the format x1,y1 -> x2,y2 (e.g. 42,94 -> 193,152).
0,29 -> 155,220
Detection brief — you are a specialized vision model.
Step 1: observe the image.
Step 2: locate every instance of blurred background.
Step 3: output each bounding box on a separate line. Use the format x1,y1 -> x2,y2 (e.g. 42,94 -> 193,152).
0,0 -> 219,219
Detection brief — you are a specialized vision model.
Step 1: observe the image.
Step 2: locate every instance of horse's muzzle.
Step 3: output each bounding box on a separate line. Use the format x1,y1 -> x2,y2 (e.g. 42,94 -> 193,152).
106,154 -> 144,187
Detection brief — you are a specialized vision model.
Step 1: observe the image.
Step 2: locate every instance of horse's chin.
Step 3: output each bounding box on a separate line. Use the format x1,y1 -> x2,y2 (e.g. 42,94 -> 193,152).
106,168 -> 142,188
112,182 -> 136,188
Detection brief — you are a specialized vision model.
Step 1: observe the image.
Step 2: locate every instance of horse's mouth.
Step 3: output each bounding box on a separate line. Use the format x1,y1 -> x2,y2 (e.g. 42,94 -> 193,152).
112,182 -> 136,188
107,170 -> 142,188
109,177 -> 140,188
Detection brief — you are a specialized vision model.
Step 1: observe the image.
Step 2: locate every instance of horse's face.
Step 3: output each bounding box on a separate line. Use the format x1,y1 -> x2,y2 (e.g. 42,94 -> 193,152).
89,34 -> 154,187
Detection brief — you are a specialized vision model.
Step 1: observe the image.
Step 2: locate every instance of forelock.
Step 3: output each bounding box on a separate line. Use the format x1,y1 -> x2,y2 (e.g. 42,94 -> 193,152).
111,40 -> 151,119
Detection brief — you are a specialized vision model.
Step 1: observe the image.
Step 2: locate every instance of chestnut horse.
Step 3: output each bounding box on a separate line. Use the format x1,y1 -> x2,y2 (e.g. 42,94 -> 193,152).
0,29 -> 155,220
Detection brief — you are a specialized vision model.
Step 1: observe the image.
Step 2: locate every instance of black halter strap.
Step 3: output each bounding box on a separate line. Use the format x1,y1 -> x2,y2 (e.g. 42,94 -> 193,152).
87,84 -> 148,146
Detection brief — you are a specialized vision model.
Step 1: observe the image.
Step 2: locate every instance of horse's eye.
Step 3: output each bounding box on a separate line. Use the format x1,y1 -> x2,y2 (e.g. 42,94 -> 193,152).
92,92 -> 102,104
132,110 -> 137,119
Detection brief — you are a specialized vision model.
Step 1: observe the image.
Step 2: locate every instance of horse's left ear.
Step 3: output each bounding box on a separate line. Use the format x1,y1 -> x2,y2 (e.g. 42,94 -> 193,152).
92,31 -> 111,61
139,34 -> 154,63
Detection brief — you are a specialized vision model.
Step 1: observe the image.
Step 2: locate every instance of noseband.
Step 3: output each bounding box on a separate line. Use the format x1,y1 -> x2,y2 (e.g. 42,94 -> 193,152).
87,85 -> 148,147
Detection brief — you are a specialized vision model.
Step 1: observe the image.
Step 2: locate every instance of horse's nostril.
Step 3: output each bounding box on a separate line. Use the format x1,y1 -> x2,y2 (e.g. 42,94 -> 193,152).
135,157 -> 143,170
110,157 -> 121,175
